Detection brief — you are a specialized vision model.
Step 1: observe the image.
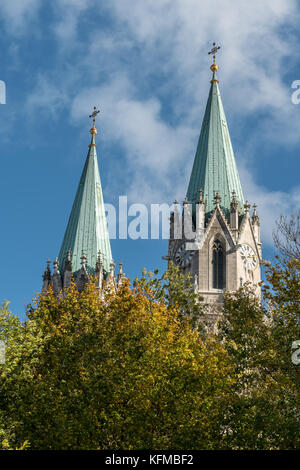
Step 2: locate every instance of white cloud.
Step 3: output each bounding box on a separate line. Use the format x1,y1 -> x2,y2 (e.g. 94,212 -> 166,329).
0,0 -> 42,33
53,0 -> 90,43
26,75 -> 69,118
71,76 -> 194,203
20,0 -> 300,247
240,165 -> 300,245
108,0 -> 298,114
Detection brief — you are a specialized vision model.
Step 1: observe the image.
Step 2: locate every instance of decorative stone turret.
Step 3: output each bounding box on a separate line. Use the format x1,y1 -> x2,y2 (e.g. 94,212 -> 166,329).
52,258 -> 62,295
195,189 -> 205,248
76,253 -> 90,292
95,251 -> 104,289
42,259 -> 51,294
251,203 -> 262,256
214,192 -> 221,208
63,249 -> 73,288
117,262 -> 125,288
244,200 -> 251,214
252,203 -> 260,225
42,249 -> 125,295
230,191 -> 239,240
173,201 -> 181,241
107,260 -> 116,291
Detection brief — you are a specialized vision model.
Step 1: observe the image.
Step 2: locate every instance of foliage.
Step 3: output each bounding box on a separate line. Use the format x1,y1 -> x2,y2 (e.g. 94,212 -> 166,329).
218,257 -> 300,449
134,263 -> 204,329
0,258 -> 299,450
0,278 -> 233,450
0,301 -> 30,450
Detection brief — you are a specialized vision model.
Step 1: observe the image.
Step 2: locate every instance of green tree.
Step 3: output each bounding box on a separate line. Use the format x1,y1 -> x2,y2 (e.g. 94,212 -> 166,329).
0,301 -> 30,450
0,277 -> 233,450
218,257 -> 300,449
134,263 -> 204,328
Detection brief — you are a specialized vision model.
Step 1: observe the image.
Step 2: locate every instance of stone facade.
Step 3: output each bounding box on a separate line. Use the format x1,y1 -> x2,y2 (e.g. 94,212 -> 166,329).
165,195 -> 262,315
42,251 -> 125,295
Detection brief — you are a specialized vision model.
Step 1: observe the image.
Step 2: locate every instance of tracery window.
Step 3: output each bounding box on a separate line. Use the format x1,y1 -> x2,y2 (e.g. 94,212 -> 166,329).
212,239 -> 225,289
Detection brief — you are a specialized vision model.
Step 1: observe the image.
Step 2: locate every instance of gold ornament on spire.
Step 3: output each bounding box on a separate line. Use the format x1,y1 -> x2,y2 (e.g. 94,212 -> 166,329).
208,42 -> 220,80
89,106 -> 100,135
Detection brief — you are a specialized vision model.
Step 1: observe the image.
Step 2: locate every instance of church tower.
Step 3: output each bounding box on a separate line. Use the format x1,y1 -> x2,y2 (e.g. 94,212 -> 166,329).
42,108 -> 123,294
165,45 -> 262,318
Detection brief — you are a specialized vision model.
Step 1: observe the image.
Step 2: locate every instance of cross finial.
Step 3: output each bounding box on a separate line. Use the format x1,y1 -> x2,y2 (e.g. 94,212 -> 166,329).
89,106 -> 100,136
208,42 -> 220,78
208,42 -> 220,62
89,106 -> 100,122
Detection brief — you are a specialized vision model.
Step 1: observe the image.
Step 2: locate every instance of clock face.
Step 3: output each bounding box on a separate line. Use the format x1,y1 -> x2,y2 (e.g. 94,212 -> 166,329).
174,243 -> 194,268
240,244 -> 257,270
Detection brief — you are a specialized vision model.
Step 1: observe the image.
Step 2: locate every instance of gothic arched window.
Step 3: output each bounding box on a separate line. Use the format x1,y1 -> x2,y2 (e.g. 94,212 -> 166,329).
212,239 -> 225,289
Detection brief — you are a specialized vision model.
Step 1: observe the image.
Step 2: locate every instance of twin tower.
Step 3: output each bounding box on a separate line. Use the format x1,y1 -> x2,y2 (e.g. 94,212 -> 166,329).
42,55 -> 262,314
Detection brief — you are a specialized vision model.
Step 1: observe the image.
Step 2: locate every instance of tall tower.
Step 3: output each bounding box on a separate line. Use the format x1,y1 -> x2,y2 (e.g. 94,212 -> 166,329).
42,108 -> 123,294
165,45 -> 262,319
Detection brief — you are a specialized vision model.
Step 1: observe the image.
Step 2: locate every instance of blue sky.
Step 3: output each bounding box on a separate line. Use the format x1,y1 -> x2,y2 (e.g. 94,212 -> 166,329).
0,0 -> 300,318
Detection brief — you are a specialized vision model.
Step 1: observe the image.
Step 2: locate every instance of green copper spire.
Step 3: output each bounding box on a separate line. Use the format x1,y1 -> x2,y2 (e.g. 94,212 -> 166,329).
58,112 -> 112,278
187,53 -> 244,216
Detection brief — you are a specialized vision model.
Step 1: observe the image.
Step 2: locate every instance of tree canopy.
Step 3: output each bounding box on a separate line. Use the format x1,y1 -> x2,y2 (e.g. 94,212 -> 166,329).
0,261 -> 299,450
